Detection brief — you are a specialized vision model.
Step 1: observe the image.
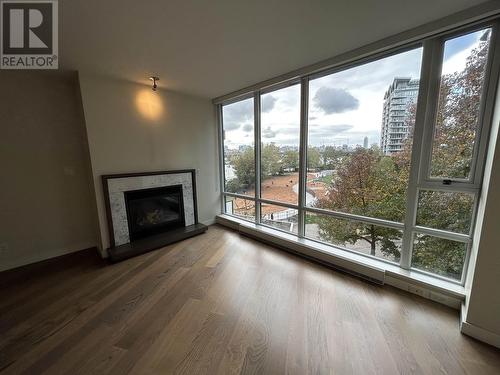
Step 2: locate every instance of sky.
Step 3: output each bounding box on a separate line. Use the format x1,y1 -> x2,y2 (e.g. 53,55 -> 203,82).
222,29 -> 489,149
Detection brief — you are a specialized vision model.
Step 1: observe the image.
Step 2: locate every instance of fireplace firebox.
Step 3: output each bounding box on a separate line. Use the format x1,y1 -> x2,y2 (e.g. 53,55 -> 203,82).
124,185 -> 185,241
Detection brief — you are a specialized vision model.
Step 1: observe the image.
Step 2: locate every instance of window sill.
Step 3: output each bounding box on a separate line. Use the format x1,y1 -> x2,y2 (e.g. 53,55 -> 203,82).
216,214 -> 465,309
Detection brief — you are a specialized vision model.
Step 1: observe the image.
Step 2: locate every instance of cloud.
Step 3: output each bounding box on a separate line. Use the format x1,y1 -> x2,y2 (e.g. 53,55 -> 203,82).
442,30 -> 489,75
310,48 -> 423,94
313,87 -> 359,114
443,31 -> 481,61
262,126 -> 277,139
277,126 -> 300,135
223,99 -> 253,131
261,95 -> 277,113
308,123 -> 354,136
224,122 -> 241,131
242,123 -> 253,132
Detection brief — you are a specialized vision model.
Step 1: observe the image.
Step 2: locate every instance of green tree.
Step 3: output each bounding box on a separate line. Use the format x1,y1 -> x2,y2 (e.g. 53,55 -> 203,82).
412,236 -> 465,280
282,149 -> 299,171
315,147 -> 406,258
307,146 -> 321,170
229,147 -> 255,192
261,143 -> 282,178
321,146 -> 345,170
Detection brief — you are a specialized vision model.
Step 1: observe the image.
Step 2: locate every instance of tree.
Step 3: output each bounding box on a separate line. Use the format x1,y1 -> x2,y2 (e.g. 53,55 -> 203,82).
261,143 -> 281,178
411,235 -> 465,280
307,146 -> 321,170
282,149 -> 299,171
315,147 -> 406,258
229,146 -> 255,192
321,146 -> 345,170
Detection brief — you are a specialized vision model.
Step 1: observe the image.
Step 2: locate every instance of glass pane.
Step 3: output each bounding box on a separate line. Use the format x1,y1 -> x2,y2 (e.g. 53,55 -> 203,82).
260,84 -> 301,205
416,190 -> 474,234
307,48 -> 423,223
261,203 -> 298,234
411,234 -> 467,280
224,196 -> 255,222
222,98 -> 255,195
430,28 -> 492,180
305,212 -> 402,263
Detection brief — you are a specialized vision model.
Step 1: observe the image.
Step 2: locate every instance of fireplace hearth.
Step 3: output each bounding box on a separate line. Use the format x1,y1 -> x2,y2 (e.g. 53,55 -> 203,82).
102,169 -> 207,262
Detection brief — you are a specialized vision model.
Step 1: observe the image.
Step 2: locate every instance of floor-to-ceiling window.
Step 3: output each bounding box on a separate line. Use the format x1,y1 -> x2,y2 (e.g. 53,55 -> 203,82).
259,83 -> 301,233
218,22 -> 498,284
304,47 -> 423,264
408,27 -> 493,281
221,97 -> 256,221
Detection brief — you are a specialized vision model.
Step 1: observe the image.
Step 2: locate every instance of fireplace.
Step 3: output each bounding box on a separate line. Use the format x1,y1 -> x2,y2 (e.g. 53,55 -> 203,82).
102,169 -> 207,262
125,185 -> 185,241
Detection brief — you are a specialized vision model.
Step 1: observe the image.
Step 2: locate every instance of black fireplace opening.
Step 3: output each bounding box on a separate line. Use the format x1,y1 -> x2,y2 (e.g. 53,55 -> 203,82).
124,185 -> 185,241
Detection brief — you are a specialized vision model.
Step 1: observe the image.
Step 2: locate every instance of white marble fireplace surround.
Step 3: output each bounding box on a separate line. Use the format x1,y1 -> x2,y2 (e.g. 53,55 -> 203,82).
104,171 -> 196,247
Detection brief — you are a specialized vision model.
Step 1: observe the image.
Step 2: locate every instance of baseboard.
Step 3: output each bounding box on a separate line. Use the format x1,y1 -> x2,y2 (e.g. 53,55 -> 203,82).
98,247 -> 109,259
0,246 -> 99,285
0,241 -> 98,272
460,304 -> 500,348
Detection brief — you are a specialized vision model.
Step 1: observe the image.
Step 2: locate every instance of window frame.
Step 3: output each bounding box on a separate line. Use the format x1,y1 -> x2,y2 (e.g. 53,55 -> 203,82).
219,94 -> 256,199
406,22 -> 500,284
218,18 -> 500,286
259,82 -> 302,207
418,24 -> 497,187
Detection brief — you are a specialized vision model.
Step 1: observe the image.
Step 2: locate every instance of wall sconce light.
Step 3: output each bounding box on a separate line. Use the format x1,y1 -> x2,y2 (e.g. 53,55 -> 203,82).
149,76 -> 160,91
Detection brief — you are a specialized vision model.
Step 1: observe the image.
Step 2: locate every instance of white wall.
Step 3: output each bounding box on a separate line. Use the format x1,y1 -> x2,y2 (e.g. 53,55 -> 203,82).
462,75 -> 500,347
0,71 -> 98,271
78,73 -> 220,253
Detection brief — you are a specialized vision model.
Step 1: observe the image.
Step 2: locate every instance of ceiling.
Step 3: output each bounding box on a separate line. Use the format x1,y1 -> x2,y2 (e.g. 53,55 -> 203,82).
61,0 -> 491,99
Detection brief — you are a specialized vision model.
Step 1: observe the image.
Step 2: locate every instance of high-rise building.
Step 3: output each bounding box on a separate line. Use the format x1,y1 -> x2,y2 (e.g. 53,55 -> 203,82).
363,136 -> 368,149
380,77 -> 419,155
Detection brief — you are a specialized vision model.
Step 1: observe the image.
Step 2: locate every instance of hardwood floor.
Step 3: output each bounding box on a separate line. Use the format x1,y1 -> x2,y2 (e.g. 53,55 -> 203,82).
1,225 -> 499,374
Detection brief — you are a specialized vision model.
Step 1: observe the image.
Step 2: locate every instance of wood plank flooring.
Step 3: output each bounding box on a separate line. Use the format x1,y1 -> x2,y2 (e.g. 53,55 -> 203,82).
0,224 -> 499,374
